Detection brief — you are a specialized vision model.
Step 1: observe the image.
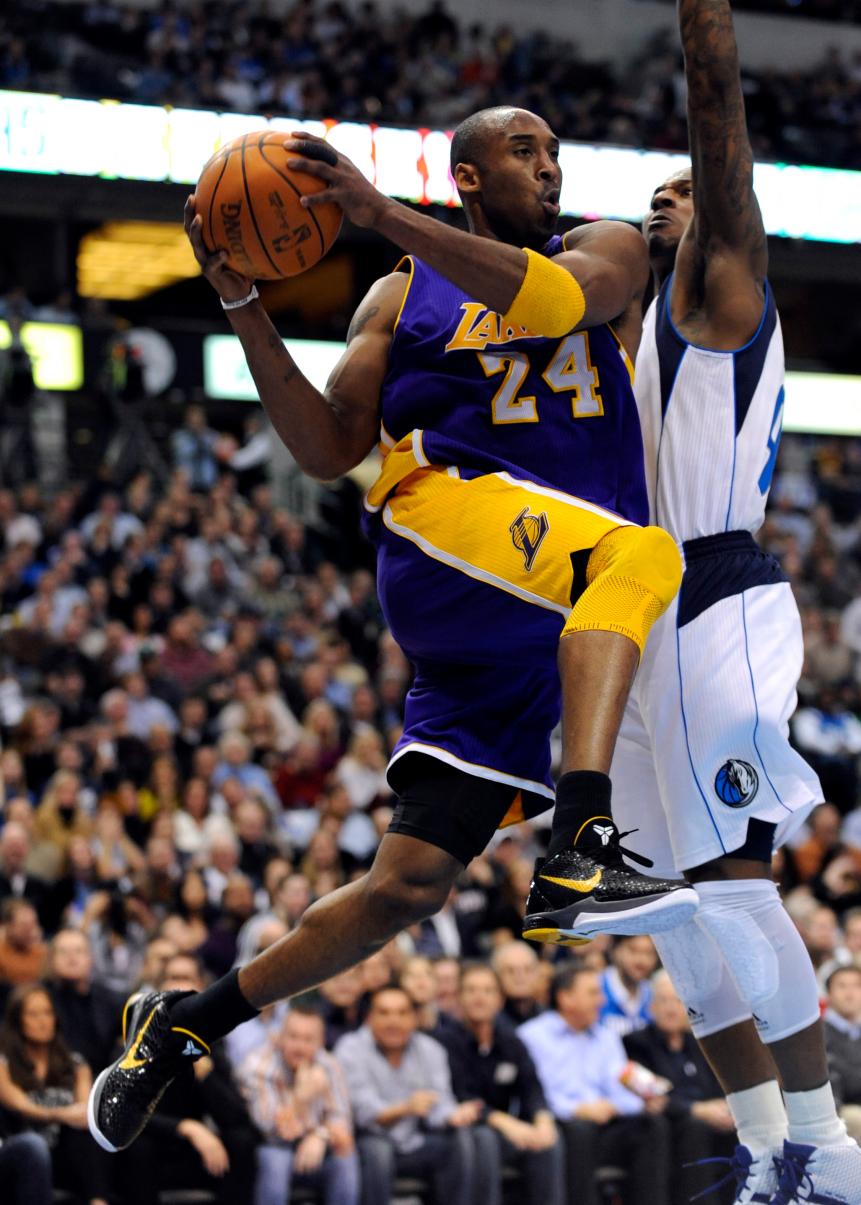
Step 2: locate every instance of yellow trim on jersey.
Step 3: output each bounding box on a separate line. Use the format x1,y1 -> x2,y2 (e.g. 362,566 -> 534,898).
392,255 -> 415,333
607,323 -> 636,385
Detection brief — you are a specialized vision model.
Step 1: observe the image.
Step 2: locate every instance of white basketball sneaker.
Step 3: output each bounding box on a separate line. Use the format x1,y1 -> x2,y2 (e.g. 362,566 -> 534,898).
771,1139 -> 861,1204
690,1144 -> 780,1203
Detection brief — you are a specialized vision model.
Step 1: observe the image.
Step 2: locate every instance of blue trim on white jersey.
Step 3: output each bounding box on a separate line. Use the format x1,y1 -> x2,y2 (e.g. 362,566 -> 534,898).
732,284 -> 777,435
741,592 -> 792,814
676,623 -> 726,853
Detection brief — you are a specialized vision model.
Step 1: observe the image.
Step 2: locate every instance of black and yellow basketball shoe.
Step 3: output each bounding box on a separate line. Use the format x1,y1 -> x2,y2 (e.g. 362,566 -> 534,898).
88,990 -> 209,1153
522,818 -> 698,945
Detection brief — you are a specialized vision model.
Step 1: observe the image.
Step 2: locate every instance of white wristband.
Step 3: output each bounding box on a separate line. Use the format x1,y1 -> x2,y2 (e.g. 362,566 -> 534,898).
220,285 -> 259,310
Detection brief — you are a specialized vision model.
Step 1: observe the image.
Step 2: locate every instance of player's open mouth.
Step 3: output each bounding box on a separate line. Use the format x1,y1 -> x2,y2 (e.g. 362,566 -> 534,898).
542,195 -> 560,216
649,214 -> 671,227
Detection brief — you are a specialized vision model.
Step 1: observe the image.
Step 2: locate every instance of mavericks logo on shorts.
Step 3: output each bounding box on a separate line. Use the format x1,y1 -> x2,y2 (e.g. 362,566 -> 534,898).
715,758 -> 759,807
510,507 -> 550,571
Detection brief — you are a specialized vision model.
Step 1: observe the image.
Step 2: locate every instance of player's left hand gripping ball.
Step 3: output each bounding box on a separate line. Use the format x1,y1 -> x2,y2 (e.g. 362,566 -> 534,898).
284,132 -> 389,229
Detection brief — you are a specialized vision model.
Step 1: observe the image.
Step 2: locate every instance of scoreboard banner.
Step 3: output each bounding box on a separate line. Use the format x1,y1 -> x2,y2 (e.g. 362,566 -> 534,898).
0,89 -> 859,244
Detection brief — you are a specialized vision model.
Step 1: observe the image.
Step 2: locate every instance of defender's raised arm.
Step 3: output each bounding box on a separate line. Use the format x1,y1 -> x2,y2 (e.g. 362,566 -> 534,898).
679,0 -> 766,271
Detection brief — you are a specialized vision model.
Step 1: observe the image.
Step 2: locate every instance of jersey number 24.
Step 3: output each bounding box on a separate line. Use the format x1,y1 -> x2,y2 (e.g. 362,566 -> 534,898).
477,332 -> 604,425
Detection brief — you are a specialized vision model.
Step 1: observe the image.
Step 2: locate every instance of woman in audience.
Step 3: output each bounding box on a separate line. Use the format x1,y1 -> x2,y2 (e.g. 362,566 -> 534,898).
0,984 -> 112,1205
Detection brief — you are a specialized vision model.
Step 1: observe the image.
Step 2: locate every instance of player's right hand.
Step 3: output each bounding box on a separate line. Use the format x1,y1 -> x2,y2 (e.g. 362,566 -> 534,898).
184,195 -> 252,304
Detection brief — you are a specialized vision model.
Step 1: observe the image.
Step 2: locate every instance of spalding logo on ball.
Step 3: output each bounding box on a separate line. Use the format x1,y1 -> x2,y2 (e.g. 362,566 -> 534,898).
714,758 -> 759,807
195,131 -> 343,279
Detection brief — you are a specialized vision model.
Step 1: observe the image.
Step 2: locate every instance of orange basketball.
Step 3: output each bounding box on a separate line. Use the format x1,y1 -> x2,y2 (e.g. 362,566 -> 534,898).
195,131 -> 343,280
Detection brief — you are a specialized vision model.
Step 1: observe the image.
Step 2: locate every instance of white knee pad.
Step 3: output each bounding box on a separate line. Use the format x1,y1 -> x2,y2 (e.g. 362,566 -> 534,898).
693,879 -> 821,1044
653,919 -> 752,1041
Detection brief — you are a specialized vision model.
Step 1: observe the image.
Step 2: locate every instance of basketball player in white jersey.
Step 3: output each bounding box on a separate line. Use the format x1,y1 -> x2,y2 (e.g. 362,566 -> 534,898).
610,1 -> 861,1201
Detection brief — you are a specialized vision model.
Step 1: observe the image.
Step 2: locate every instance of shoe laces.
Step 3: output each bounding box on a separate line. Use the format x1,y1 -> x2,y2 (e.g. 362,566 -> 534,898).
586,827 -> 654,870
684,1147 -> 756,1202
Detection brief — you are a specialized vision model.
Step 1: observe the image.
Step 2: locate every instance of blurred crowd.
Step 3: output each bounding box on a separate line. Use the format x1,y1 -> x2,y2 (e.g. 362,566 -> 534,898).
1,0 -> 861,169
0,398 -> 859,1204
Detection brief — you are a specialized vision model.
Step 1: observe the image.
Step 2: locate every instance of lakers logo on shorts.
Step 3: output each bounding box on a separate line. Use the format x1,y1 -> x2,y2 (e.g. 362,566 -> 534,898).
510,507 -> 550,571
715,758 -> 759,808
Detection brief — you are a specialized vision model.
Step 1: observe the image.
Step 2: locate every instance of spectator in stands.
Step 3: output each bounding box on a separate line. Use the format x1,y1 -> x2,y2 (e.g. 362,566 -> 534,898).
318,965 -> 366,1050
336,985 -> 479,1205
0,821 -> 49,927
491,940 -> 545,1027
0,1121 -> 52,1205
0,984 -> 112,1204
600,936 -> 657,1037
171,403 -> 220,492
399,954 -> 456,1038
825,965 -> 861,1144
792,688 -> 861,811
84,889 -> 148,994
0,899 -> 46,992
519,965 -> 671,1205
441,963 -> 564,1205
121,952 -> 257,1205
46,928 -> 122,1075
624,971 -> 736,1205
238,1000 -> 360,1205
213,730 -> 280,812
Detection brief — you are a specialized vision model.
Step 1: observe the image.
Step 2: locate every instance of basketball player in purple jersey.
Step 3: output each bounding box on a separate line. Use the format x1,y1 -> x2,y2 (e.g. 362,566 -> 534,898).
89,106 -> 698,1155
610,1 -> 861,1201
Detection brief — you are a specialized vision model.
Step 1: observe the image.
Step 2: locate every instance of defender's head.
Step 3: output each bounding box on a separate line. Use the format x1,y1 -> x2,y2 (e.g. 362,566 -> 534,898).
451,107 -> 562,250
643,168 -> 693,273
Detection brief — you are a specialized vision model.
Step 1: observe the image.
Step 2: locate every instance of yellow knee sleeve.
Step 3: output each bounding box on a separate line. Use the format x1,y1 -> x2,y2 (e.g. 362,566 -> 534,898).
561,524 -> 682,653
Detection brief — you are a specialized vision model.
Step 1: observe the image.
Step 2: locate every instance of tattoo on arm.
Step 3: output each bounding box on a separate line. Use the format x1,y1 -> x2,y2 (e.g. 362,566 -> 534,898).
679,0 -> 765,259
283,363 -> 298,386
347,305 -> 380,343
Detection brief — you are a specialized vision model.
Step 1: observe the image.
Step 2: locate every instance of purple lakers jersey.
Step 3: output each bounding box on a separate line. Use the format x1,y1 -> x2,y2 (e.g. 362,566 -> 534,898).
375,234 -> 648,523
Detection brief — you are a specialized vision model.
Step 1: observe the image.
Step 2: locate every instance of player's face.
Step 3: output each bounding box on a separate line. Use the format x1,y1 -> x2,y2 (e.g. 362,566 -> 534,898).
461,113 -> 562,249
644,172 -> 694,259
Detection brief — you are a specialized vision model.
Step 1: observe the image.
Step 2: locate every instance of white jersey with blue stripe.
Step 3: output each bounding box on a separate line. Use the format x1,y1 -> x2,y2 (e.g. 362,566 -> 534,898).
635,274 -> 785,542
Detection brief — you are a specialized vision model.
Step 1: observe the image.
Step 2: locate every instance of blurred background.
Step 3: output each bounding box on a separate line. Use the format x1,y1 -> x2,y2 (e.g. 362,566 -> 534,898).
0,2 -> 860,1204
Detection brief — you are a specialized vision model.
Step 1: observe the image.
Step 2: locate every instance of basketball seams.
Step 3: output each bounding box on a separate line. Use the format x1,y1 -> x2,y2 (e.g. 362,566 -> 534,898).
240,134 -> 282,279
257,134 -> 327,263
205,151 -> 232,255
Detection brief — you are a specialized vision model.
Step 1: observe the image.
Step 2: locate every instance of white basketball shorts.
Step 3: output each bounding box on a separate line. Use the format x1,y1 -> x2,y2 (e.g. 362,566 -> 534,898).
611,532 -> 822,877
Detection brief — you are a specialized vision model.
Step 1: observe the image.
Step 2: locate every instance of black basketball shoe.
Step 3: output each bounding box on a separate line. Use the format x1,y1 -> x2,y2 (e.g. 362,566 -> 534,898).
522,817 -> 698,945
88,990 -> 209,1153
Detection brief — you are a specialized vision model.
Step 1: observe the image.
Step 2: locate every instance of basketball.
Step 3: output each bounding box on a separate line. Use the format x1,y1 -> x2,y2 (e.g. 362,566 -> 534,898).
195,131 -> 343,280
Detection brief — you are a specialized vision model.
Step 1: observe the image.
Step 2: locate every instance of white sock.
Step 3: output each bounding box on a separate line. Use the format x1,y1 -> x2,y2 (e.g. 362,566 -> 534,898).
727,1080 -> 788,1154
784,1082 -> 851,1147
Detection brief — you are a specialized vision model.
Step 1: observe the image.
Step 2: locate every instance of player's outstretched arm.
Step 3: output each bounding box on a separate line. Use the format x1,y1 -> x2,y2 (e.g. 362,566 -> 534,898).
185,196 -> 402,481
286,136 -> 644,337
675,0 -> 768,333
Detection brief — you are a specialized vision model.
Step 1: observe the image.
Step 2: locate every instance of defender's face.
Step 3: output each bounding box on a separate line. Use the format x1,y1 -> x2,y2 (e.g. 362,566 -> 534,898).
644,172 -> 694,260
459,112 -> 562,249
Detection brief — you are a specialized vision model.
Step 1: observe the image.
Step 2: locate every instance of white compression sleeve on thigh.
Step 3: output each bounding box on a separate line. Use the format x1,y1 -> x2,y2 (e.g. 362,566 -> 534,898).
652,919 -> 752,1040
694,879 -> 821,1044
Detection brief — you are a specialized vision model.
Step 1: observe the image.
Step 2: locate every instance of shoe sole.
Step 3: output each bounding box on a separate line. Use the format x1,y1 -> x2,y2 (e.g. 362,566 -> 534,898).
524,886 -> 699,940
87,991 -> 146,1154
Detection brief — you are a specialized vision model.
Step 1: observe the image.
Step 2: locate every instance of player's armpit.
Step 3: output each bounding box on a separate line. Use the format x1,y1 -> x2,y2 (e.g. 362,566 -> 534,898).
318,271 -> 408,480
552,220 -> 649,332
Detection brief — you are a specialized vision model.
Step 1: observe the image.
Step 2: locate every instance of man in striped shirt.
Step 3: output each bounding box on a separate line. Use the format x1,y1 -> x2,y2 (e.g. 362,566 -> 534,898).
237,1000 -> 359,1205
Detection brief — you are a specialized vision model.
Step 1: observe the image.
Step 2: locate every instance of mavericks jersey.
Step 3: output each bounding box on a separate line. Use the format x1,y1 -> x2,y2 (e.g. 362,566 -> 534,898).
369,234 -> 648,524
635,273 -> 785,541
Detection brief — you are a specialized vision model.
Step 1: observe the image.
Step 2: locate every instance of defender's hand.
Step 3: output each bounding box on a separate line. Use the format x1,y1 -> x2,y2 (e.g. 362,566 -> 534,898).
284,133 -> 388,229
184,195 -> 253,303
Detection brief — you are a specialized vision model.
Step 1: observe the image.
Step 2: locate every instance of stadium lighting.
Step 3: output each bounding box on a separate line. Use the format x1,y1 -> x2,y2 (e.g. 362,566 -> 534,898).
1,90 -> 859,245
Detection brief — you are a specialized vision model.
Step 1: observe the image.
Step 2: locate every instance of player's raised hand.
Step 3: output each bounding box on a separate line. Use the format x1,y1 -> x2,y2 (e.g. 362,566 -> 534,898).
284,132 -> 387,229
183,194 -> 253,303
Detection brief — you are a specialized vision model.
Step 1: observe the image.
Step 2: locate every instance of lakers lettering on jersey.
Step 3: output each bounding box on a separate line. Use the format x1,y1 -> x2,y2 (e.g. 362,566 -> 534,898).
366,234 -> 648,526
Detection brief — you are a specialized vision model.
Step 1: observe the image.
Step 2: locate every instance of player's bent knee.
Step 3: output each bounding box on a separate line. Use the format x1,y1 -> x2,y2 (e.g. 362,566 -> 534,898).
366,866 -> 452,930
652,920 -> 753,1041
561,524 -> 682,652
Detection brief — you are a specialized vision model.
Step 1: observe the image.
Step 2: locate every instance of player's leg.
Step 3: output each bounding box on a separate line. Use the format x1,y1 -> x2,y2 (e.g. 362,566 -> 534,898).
522,519 -> 698,942
88,830 -> 463,1153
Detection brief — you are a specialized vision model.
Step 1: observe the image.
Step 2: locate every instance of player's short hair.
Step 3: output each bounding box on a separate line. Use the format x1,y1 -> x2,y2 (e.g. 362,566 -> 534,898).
450,106 -> 520,175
